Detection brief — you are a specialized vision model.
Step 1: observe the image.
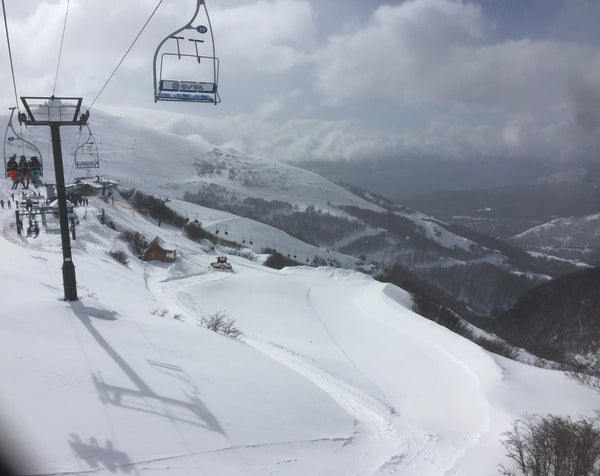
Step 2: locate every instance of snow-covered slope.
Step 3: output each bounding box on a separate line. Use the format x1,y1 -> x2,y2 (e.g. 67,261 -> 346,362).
0,178 -> 598,475
0,110 -> 377,213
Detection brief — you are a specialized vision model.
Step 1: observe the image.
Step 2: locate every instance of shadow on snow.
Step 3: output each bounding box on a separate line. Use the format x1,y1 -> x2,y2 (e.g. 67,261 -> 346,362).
68,302 -> 225,471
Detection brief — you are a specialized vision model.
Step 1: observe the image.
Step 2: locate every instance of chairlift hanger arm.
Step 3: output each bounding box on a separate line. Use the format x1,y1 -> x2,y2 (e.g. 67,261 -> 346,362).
153,0 -> 219,104
5,108 -> 43,157
152,1 -> 203,91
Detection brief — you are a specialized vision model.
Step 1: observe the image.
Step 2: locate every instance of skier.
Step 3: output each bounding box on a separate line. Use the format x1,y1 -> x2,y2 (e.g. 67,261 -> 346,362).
6,155 -> 18,189
17,156 -> 29,189
29,156 -> 42,187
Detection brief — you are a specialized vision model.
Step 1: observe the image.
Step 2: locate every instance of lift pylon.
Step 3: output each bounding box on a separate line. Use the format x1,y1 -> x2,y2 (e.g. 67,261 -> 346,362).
20,96 -> 89,301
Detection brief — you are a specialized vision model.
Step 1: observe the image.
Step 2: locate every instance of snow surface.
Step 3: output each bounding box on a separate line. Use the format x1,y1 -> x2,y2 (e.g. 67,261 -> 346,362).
0,111 -> 598,475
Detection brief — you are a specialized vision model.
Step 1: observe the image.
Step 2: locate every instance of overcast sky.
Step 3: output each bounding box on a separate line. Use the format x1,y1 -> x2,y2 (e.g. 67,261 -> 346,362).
2,0 -> 600,165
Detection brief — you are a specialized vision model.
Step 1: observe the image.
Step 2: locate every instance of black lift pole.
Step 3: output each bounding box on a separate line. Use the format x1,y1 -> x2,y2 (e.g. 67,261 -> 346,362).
20,96 -> 88,301
50,122 -> 77,300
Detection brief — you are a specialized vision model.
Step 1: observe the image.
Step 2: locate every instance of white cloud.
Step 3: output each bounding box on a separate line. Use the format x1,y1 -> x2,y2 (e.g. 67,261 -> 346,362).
3,0 -> 600,164
314,0 -> 485,105
313,0 -> 588,115
213,0 -> 315,75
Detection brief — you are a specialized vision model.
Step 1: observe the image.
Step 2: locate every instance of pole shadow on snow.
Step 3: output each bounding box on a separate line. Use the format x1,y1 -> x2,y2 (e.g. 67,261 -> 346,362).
68,434 -> 140,475
69,302 -> 225,435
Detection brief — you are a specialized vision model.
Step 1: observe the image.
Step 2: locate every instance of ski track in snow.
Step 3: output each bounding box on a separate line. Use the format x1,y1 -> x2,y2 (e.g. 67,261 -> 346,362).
152,270 -> 445,475
244,337 -> 410,473
242,334 -> 475,476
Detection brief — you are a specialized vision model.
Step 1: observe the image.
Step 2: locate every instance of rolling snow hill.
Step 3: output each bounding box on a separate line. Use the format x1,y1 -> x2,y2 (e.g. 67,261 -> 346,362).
0,108 -> 598,475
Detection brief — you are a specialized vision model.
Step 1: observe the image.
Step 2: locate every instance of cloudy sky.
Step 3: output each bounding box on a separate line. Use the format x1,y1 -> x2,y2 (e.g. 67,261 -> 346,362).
2,0 -> 600,165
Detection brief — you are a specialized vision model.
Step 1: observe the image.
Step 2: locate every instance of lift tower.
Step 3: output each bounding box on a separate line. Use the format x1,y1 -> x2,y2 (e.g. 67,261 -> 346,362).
20,96 -> 89,301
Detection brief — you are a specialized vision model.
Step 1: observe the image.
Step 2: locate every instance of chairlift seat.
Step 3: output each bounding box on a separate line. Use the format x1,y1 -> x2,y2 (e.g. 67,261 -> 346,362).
156,79 -> 217,102
75,161 -> 100,168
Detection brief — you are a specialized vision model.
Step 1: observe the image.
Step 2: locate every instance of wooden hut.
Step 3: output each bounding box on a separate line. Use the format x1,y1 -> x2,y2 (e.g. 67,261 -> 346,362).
140,237 -> 176,262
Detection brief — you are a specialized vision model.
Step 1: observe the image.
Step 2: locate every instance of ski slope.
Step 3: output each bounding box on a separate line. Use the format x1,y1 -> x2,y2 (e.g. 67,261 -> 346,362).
0,182 -> 598,475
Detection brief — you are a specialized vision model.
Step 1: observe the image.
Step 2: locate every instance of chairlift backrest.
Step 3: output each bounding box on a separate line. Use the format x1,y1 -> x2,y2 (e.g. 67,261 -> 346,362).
153,0 -> 220,104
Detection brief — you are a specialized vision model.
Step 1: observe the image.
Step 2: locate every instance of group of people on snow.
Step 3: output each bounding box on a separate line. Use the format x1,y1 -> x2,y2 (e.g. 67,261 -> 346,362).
0,192 -> 20,210
26,217 -> 40,238
6,154 -> 42,190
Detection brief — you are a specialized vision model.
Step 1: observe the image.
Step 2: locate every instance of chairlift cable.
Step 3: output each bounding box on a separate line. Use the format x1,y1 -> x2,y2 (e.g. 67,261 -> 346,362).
52,0 -> 71,96
1,0 -> 20,108
67,156 -> 76,183
89,0 -> 165,109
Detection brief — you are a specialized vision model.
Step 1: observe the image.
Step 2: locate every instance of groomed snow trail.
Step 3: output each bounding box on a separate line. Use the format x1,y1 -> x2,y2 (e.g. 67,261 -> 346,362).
152,265 -> 496,475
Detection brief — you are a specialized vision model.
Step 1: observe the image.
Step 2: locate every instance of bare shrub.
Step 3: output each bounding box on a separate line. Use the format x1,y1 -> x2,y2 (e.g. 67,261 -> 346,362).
120,230 -> 149,256
499,413 -> 600,476
150,308 -> 169,318
199,311 -> 243,339
107,250 -> 129,265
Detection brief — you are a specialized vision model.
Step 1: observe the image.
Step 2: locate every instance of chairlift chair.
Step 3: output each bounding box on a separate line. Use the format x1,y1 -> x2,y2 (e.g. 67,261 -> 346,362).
3,107 -> 44,180
74,124 -> 100,170
153,0 -> 220,104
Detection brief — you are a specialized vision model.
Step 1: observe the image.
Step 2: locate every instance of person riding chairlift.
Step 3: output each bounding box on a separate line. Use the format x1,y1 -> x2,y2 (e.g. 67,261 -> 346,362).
29,156 -> 41,187
6,154 -> 19,190
17,155 -> 30,189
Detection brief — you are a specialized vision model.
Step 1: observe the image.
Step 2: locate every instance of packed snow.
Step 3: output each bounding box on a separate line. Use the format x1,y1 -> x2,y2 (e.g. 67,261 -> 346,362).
0,110 -> 598,475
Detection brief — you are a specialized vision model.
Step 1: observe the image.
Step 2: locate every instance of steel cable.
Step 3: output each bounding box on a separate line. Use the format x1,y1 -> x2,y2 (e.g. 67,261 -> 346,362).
89,0 -> 165,109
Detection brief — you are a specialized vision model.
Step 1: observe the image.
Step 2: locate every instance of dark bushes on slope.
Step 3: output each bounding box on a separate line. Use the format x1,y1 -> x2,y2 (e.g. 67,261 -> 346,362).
119,230 -> 149,256
264,251 -> 301,270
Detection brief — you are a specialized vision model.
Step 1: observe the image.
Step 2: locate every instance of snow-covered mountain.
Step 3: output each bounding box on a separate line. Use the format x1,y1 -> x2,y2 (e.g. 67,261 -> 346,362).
5,108 -> 572,316
406,165 -> 600,242
510,213 -> 600,264
1,108 -> 598,475
67,110 -> 379,213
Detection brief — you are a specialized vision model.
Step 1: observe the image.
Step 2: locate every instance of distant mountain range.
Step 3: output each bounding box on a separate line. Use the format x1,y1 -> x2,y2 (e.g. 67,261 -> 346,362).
407,166 -> 600,224
293,156 -> 574,201
510,213 -> 600,263
405,166 -> 600,264
490,266 -> 600,367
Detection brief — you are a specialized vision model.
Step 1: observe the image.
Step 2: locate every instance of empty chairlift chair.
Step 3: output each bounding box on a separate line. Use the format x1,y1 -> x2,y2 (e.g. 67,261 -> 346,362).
74,124 -> 100,171
153,0 -> 220,104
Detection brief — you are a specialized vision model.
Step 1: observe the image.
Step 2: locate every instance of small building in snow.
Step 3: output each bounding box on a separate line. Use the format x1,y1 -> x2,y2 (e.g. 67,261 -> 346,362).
140,237 -> 176,262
